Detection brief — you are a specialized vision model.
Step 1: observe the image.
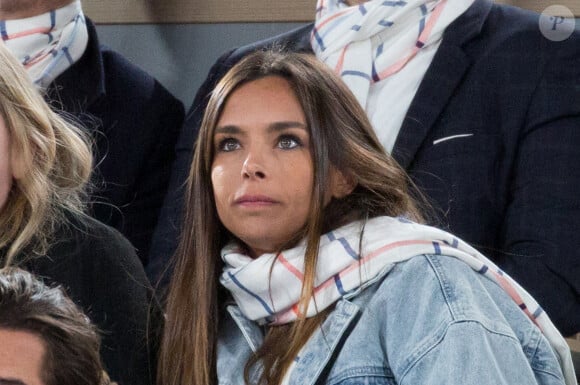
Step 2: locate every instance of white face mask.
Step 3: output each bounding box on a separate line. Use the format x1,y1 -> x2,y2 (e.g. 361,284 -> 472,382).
0,0 -> 88,88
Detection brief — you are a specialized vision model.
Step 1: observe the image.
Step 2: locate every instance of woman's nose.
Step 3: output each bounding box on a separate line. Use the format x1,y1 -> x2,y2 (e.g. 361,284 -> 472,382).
241,151 -> 266,179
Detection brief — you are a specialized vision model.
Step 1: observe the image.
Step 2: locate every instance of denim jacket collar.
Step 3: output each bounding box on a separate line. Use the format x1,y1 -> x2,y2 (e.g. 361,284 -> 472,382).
225,299 -> 362,385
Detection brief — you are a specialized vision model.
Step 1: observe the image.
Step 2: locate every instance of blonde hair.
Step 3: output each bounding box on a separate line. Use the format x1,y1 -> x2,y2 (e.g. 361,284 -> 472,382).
159,50 -> 424,385
0,43 -> 92,266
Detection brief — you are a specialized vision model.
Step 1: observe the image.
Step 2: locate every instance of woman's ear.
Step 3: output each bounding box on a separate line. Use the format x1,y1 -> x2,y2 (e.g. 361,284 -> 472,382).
11,148 -> 26,180
329,167 -> 356,199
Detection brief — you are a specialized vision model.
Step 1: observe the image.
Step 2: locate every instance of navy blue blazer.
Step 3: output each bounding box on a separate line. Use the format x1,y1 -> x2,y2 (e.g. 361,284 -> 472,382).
46,18 -> 185,265
150,0 -> 580,335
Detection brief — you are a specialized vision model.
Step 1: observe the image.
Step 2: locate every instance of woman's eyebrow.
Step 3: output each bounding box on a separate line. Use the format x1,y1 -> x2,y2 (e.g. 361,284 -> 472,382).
0,379 -> 27,385
214,125 -> 242,134
267,121 -> 307,132
215,121 -> 307,134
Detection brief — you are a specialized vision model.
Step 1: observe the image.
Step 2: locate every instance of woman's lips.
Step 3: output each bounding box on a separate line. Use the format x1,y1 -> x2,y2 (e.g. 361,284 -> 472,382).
234,195 -> 279,207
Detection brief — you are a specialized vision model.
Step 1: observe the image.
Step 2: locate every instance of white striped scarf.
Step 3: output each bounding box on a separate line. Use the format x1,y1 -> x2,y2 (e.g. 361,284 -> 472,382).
220,216 -> 576,385
311,0 -> 473,152
0,0 -> 88,88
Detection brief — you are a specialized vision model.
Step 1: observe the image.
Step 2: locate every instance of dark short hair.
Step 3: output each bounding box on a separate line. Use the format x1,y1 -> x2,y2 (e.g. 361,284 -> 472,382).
0,267 -> 111,385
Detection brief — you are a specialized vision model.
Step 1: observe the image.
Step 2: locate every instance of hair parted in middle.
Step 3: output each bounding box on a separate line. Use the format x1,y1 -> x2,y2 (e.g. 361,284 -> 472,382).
159,49 -> 424,385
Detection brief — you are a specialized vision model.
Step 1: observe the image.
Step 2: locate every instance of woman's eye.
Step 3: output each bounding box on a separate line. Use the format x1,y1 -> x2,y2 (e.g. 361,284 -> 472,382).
277,135 -> 301,149
217,138 -> 240,152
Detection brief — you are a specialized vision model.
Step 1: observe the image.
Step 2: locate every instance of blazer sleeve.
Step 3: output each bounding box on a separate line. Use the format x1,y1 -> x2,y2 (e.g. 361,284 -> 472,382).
498,30 -> 580,336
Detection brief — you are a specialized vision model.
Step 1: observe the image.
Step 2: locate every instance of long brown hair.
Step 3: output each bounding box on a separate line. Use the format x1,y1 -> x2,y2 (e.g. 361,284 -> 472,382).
159,50 -> 423,385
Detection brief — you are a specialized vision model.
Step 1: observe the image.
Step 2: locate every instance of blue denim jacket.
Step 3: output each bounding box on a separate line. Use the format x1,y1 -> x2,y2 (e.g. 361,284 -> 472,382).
217,254 -> 566,384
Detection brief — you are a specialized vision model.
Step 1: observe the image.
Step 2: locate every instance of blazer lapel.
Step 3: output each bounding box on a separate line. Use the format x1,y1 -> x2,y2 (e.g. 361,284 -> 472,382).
392,0 -> 493,169
392,45 -> 470,169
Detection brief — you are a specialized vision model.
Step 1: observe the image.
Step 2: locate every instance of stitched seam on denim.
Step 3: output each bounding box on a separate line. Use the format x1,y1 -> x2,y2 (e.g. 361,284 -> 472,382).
532,366 -> 564,382
308,311 -> 357,385
527,329 -> 564,380
227,306 -> 259,352
387,254 -> 456,373
398,320 -> 522,384
531,367 -> 565,381
293,303 -> 361,385
327,366 -> 393,384
423,254 -> 460,320
522,322 -> 541,362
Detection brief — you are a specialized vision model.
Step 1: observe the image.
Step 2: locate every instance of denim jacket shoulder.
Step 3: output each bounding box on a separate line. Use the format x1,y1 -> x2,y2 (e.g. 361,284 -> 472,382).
217,254 -> 565,385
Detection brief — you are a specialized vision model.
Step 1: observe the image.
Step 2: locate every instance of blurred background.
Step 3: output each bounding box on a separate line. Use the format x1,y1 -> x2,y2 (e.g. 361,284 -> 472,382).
87,0 -> 580,108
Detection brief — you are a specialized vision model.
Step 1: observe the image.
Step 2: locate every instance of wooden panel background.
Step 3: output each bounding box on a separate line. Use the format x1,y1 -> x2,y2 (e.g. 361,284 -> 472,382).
509,0 -> 580,16
83,0 -> 579,23
83,0 -> 314,23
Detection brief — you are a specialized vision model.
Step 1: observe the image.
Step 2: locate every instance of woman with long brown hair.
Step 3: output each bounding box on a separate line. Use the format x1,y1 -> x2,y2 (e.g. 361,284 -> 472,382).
159,50 -> 575,385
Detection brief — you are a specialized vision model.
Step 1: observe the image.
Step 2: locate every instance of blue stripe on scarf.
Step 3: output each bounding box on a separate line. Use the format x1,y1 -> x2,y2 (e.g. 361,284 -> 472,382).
443,238 -> 459,248
418,4 -> 427,35
432,241 -> 441,255
0,21 -> 7,41
50,10 -> 56,29
228,272 -> 274,315
397,216 -> 414,224
339,237 -> 360,260
341,70 -> 372,80
327,232 -> 360,259
379,19 -> 394,27
334,274 -> 348,295
382,0 -> 407,6
312,28 -> 327,51
62,46 -> 74,64
376,42 -> 384,57
372,62 -> 379,82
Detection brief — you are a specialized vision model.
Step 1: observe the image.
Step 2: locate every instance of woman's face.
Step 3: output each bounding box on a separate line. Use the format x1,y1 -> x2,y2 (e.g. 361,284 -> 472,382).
0,115 -> 14,211
211,76 -> 314,257
0,328 -> 46,385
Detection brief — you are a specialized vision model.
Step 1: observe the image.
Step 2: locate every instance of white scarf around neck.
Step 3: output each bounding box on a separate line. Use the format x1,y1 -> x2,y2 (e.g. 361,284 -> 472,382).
0,0 -> 88,88
311,0 -> 474,152
220,216 -> 576,385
